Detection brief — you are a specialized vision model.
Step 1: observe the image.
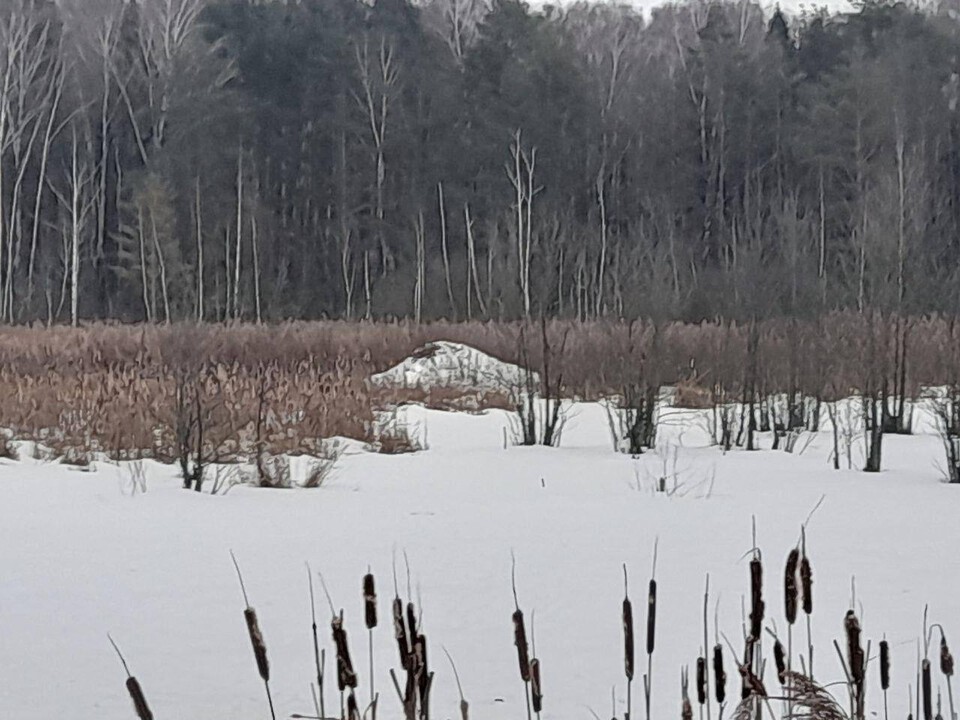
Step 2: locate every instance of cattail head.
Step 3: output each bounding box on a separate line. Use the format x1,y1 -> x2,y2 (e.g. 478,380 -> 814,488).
647,579 -> 657,655
244,607 -> 270,682
784,548 -> 800,625
880,639 -> 890,690
923,659 -> 933,720
773,639 -> 786,685
125,676 -> 154,720
696,657 -> 707,705
393,596 -> 409,660
623,597 -> 635,681
531,658 -> 543,713
332,614 -> 358,691
415,633 -> 430,700
800,554 -> 813,615
363,573 -> 377,629
749,556 -> 764,641
713,644 -> 726,705
406,602 -> 418,638
941,633 -> 954,678
844,611 -> 864,686
513,609 -> 531,682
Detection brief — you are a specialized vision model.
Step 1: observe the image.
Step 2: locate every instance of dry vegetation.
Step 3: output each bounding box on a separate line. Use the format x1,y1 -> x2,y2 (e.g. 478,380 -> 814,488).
0,313 -> 955,471
109,529 -> 958,720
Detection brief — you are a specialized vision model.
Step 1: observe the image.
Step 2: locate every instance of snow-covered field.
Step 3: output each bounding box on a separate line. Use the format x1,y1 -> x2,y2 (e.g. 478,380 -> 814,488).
0,402 -> 956,720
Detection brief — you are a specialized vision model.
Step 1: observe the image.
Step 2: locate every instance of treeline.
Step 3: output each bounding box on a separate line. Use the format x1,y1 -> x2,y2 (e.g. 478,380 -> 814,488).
2,0 -> 960,324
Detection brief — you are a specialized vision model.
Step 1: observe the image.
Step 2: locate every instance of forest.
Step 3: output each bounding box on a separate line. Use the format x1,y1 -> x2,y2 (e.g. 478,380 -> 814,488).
0,0 -> 958,325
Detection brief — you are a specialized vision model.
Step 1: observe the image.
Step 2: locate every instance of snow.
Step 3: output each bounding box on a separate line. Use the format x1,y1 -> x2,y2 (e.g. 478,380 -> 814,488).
371,340 -> 535,392
0,402 -> 956,720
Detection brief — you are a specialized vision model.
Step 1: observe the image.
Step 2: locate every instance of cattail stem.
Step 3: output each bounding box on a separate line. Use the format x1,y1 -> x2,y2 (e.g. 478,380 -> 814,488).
265,679 -> 276,720
108,634 -> 154,720
703,575 -> 711,720
308,566 -> 326,720
946,679 -> 956,720
369,629 -> 375,708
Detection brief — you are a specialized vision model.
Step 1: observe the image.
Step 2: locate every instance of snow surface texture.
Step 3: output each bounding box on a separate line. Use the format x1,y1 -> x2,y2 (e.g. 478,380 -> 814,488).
371,340 -> 536,392
0,402 -> 954,720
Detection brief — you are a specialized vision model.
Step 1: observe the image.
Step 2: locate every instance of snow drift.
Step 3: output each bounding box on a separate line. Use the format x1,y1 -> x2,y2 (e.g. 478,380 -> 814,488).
370,340 -> 536,392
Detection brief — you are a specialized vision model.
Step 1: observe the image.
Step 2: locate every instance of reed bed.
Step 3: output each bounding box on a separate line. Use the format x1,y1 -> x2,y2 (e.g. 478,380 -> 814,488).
102,524 -> 960,720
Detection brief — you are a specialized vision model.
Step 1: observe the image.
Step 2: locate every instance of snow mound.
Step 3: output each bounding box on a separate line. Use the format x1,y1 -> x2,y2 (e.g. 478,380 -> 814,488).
371,340 -> 535,391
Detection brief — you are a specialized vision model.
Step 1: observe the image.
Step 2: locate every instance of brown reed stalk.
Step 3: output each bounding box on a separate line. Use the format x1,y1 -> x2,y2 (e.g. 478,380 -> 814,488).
332,611 -> 359,692
364,571 -> 377,706
748,554 -> 763,642
308,565 -> 327,720
624,565 -> 635,720
939,631 -> 956,720
697,657 -> 707,706
108,634 -> 154,720
881,638 -> 891,720
510,555 -> 532,720
783,545 -> 799,720
924,660 -> 933,720
531,658 -> 543,715
800,528 -> 814,679
844,611 -> 865,720
231,551 -> 276,720
644,540 -> 658,720
683,667 -> 693,720
784,549 -> 799,626
714,644 -> 726,706
773,639 -> 786,685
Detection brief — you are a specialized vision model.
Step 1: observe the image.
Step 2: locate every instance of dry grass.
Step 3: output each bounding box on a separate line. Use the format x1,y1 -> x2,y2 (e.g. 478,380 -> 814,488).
0,313 -> 955,465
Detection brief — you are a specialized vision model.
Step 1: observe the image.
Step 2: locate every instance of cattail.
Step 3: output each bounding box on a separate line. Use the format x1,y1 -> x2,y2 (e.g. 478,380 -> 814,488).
231,552 -> 275,720
774,639 -> 786,685
332,613 -> 358,690
363,573 -> 377,629
109,636 -> 153,720
125,676 -> 153,720
749,556 -> 764,641
941,634 -> 954,678
784,548 -> 800,625
713,644 -> 726,704
624,596 -> 635,681
393,597 -> 410,660
513,609 -> 531,682
923,659 -> 933,720
800,553 -> 813,615
531,658 -> 543,713
880,639 -> 891,691
697,657 -> 707,705
682,668 -> 693,720
416,634 -> 430,700
407,602 -> 418,639
245,607 -> 271,682
845,611 -> 864,686
647,578 -> 657,655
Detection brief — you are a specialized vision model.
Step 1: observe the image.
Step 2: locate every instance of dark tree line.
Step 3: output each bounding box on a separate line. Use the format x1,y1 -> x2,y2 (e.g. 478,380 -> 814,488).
3,0 -> 960,324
